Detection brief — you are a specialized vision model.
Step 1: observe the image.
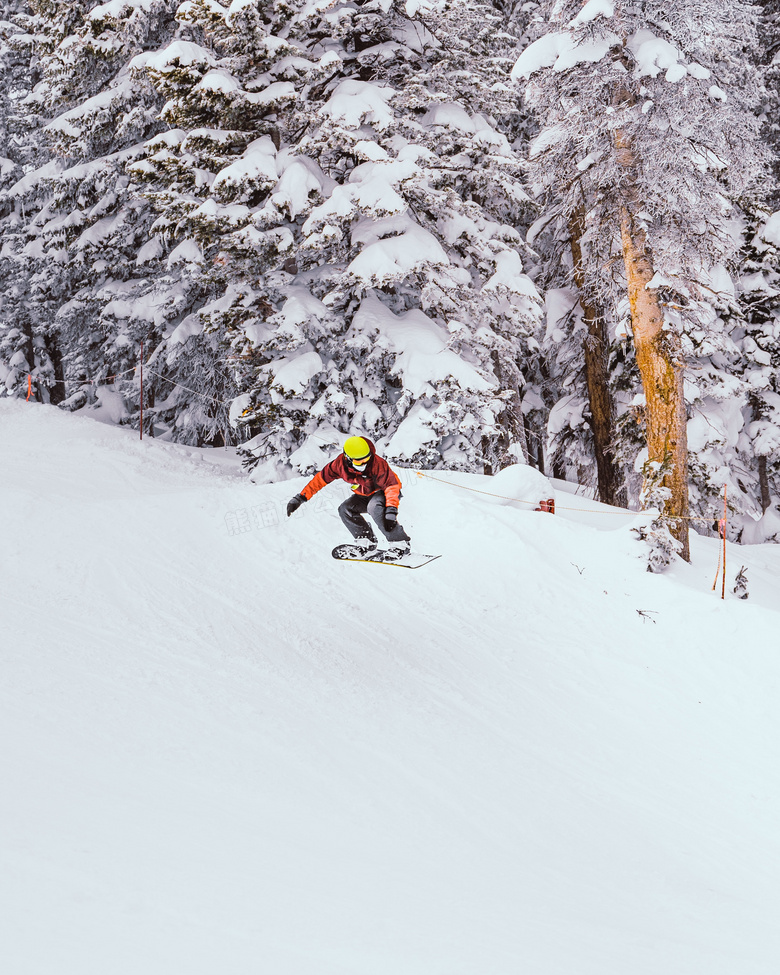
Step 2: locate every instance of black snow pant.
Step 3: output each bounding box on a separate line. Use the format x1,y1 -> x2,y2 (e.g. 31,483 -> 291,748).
338,491 -> 411,544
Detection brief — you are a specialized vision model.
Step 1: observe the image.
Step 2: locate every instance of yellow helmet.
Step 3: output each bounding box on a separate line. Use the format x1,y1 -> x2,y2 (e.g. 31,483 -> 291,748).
343,436 -> 371,463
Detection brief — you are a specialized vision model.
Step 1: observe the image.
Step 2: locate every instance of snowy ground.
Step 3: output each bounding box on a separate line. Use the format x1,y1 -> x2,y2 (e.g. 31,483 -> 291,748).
2,399 -> 780,975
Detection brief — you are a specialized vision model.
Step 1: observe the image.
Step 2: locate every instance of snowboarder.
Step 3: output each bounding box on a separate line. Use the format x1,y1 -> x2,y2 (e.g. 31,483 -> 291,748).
286,436 -> 411,559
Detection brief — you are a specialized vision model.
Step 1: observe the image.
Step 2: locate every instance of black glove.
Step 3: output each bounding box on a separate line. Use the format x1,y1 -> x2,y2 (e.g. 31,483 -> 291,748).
384,507 -> 398,530
287,494 -> 306,517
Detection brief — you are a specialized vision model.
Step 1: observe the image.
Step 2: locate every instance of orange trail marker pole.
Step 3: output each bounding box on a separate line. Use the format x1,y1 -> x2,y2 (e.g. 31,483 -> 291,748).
711,537 -> 722,592
26,374 -> 32,401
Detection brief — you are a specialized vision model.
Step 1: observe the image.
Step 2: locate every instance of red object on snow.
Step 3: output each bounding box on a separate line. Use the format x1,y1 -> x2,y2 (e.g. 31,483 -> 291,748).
536,498 -> 555,513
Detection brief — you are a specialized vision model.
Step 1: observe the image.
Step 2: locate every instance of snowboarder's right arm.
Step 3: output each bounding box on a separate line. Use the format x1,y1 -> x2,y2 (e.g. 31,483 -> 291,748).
286,461 -> 339,515
300,460 -> 340,501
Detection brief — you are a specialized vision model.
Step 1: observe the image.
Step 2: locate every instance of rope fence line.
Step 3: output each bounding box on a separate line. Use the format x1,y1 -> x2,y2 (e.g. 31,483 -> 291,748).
413,470 -> 722,524
144,369 -> 235,409
24,363 -> 236,409
416,471 -> 733,597
25,362 -> 141,389
24,355 -> 240,447
415,470 -> 555,507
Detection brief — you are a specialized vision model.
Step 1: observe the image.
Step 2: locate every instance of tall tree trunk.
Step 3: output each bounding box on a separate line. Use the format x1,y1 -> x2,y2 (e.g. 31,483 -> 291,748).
758,454 -> 771,513
489,352 -> 530,472
19,315 -> 39,402
617,183 -> 690,560
569,203 -> 625,506
496,384 -> 530,469
607,31 -> 689,558
46,331 -> 66,406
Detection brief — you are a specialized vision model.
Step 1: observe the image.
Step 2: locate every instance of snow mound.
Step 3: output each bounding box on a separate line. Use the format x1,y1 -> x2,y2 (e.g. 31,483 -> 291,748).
487,463 -> 554,506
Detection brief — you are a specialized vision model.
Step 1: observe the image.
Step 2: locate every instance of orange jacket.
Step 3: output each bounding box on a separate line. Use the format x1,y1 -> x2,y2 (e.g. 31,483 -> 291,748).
300,438 -> 402,507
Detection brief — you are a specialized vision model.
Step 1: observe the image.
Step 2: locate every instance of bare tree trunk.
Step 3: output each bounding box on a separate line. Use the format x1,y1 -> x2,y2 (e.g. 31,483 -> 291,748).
481,433 -> 494,475
499,385 -> 530,467
617,186 -> 690,560
758,454 -> 771,513
521,410 -> 545,472
490,352 -> 530,471
569,203 -> 625,506
20,315 -> 37,400
46,331 -> 66,406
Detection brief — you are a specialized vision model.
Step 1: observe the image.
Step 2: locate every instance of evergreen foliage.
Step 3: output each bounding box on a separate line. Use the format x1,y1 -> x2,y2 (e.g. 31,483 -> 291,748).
0,0 -> 779,551
0,0 -> 180,415
633,459 -> 683,573
512,0 -> 774,539
126,0 -> 545,472
757,0 -> 780,207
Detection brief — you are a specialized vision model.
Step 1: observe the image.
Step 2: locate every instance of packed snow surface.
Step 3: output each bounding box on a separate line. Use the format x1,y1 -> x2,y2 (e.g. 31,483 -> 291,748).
2,400 -> 780,975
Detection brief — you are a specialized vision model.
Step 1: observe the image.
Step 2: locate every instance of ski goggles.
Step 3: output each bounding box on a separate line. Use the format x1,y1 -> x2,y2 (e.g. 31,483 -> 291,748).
346,453 -> 370,467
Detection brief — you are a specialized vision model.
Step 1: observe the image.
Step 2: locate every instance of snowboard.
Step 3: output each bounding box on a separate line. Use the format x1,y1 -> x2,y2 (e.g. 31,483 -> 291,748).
331,544 -> 441,570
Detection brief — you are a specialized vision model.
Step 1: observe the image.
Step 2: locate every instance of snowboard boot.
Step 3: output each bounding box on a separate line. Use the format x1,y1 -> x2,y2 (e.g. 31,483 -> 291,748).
353,536 -> 379,558
385,540 -> 410,562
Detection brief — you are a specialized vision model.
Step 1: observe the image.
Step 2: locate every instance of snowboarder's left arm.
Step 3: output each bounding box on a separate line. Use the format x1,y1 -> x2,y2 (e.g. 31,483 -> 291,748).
374,458 -> 401,508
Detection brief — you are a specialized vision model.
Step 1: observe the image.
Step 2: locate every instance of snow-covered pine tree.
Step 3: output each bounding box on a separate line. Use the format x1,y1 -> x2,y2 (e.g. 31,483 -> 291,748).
0,1 -> 59,401
0,1 -> 184,425
728,208 -> 780,540
731,0 -> 780,539
512,0 -> 769,560
757,0 -> 780,207
125,0 -> 335,447
285,0 -> 545,474
133,0 -> 543,475
0,1 -> 27,185
646,11 -> 780,541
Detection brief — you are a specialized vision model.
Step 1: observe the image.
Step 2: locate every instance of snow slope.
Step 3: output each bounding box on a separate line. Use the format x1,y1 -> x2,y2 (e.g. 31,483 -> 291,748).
2,400 -> 780,975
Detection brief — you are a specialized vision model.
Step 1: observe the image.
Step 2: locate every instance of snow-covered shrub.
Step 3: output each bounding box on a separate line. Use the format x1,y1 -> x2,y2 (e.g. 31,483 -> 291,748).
732,566 -> 749,599
633,461 -> 683,573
